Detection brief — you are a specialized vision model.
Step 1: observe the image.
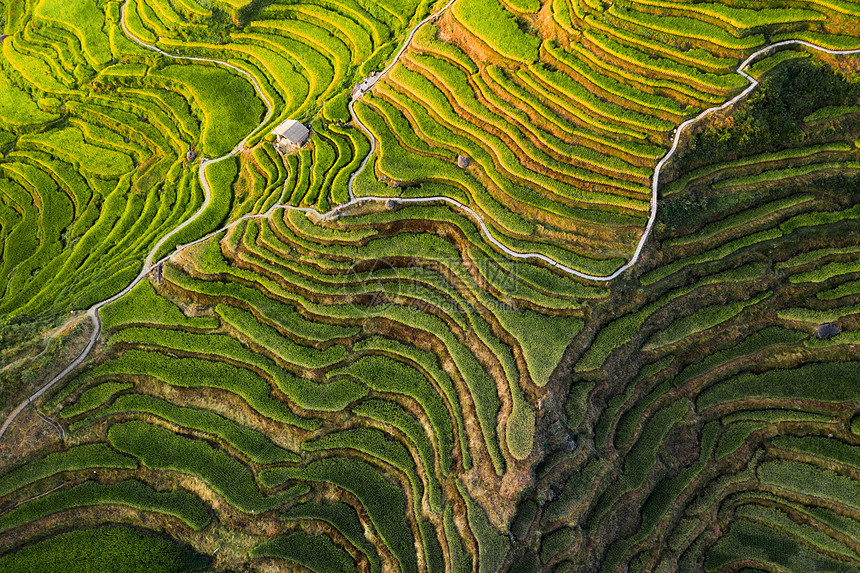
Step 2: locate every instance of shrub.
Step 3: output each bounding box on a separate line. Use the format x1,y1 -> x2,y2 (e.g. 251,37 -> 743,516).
322,93 -> 350,124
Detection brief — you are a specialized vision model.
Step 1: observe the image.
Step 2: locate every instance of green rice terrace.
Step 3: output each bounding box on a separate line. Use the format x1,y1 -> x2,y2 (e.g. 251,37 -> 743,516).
1,0 -> 860,570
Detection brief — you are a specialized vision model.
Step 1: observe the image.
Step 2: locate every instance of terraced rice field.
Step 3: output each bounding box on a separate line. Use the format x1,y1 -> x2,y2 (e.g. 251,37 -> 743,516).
1,0 -> 860,571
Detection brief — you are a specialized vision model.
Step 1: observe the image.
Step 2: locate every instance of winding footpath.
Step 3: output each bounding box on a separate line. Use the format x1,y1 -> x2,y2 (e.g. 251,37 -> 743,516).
1,1 -> 859,441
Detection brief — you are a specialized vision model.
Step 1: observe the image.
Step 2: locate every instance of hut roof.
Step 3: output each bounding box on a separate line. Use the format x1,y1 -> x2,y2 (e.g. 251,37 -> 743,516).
272,119 -> 309,145
815,322 -> 841,340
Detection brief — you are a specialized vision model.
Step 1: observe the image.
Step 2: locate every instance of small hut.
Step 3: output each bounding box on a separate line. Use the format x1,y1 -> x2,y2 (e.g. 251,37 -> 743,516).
272,119 -> 309,152
457,154 -> 470,168
186,149 -> 197,162
815,322 -> 841,340
0,35 -> 8,43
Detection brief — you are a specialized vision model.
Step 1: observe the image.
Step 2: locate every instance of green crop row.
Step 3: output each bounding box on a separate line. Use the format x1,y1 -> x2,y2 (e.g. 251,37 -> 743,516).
353,337 -> 464,471
150,64 -> 265,157
714,421 -> 766,459
734,503 -> 857,559
215,304 -> 349,370
413,23 -> 478,73
602,422 -> 719,571
643,291 -> 771,351
456,480 -> 511,573
789,258 -> 860,284
108,420 -> 304,514
573,262 -> 757,372
704,518 -> 846,572
183,233 -> 508,470
758,458 -> 860,513
303,427 -> 424,514
673,326 -> 806,388
0,479 -> 210,533
637,422 -> 718,536
282,501 -> 382,573
356,99 -> 460,188
358,94 -> 542,238
588,400 -> 689,528
697,361 -> 860,410
476,70 -> 652,184
450,0 -> 541,64
412,53 -> 654,196
250,530 -> 356,573
780,203 -> 860,234
100,280 -> 219,332
818,279 -> 860,300
18,127 -> 133,179
778,243 -> 860,271
583,30 -> 746,94
543,41 -> 687,118
608,6 -> 763,51
329,352 -> 500,472
309,122 -> 353,211
662,143 -> 851,196
359,87 -> 542,238
388,62 -> 650,208
641,227 -> 783,285
283,4 -> 374,63
583,11 -> 735,76
361,93 -> 455,161
162,247 -> 359,343
517,68 -> 649,141
770,436 -> 860,472
722,408 -> 834,425
713,162 -> 860,192
483,62 -> 664,162
614,381 -> 670,449
60,381 -> 133,418
34,0 -> 113,67
805,105 -> 860,122
353,399 -> 445,511
260,457 -> 419,573
665,194 -> 815,248
777,303 -> 860,324
81,393 -> 299,464
71,347 -> 317,430
106,322 -> 366,412
0,525 -> 206,573
0,444 -> 137,499
529,62 -> 674,134
629,0 -> 826,29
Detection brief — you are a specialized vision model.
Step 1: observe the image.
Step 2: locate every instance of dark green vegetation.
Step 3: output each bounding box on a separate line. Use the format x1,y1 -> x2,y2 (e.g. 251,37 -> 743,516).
527,56 -> 860,572
1,0 -> 860,572
679,58 -> 860,171
0,525 -> 208,573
